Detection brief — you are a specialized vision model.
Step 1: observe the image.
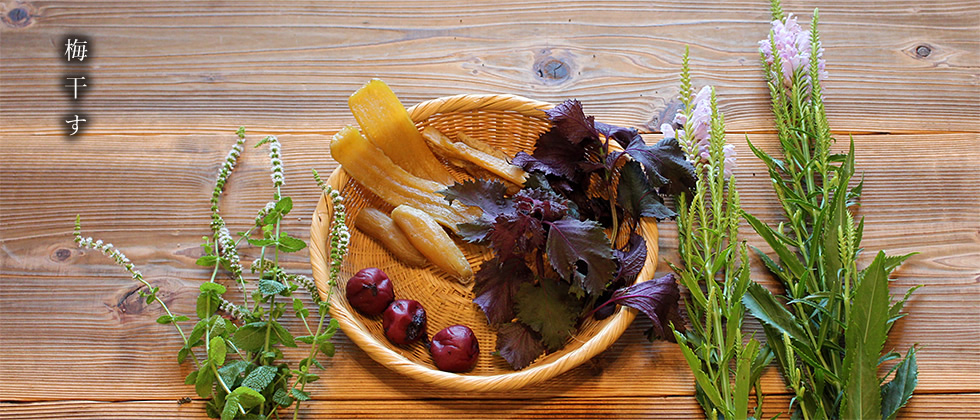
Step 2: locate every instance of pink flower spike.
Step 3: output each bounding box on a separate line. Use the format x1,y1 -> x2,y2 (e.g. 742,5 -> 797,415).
759,13 -> 827,92
722,144 -> 737,179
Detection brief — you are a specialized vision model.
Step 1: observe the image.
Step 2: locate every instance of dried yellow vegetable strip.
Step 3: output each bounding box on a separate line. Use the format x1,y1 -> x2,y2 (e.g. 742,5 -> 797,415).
330,125 -> 478,231
421,126 -> 528,187
457,131 -> 509,161
391,204 -> 474,284
348,79 -> 455,185
355,207 -> 427,267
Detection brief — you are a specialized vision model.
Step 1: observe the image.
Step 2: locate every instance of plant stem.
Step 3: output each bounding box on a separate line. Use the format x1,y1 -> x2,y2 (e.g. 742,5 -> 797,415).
132,274 -> 203,370
292,304 -> 328,420
233,225 -> 257,309
259,185 -> 284,416
204,247 -> 246,416
711,294 -> 731,413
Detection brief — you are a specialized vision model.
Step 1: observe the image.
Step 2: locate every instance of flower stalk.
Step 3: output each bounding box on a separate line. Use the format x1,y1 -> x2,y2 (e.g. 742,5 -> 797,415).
667,47 -> 772,420
743,3 -> 919,419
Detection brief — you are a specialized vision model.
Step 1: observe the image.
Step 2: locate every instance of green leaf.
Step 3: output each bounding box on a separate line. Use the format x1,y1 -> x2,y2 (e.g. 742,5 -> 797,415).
879,350 -> 903,368
742,212 -> 808,280
310,357 -> 325,370
750,343 -> 775,387
746,138 -> 787,175
177,346 -> 192,364
209,316 -> 228,338
271,320 -> 297,348
889,284 -> 922,324
674,330 -> 725,410
315,332 -> 334,344
296,335 -> 315,345
195,255 -> 218,267
881,347 -> 918,420
260,197 -> 293,225
195,362 -> 214,398
743,283 -> 809,345
217,360 -> 250,387
232,322 -> 268,352
841,251 -> 892,419
748,247 -> 786,287
326,318 -> 339,334
196,293 -> 219,319
220,395 -> 239,420
292,298 -> 309,318
734,339 -> 761,418
299,357 -> 315,371
882,253 -> 914,275
229,385 -> 265,408
273,387 -> 294,407
319,341 -> 335,357
156,315 -> 173,324
514,280 -> 583,351
291,389 -> 311,402
274,196 -> 293,216
199,282 -> 227,295
242,365 -> 277,391
208,336 -> 227,367
184,370 -> 199,385
189,320 -> 208,347
276,233 -> 307,253
258,279 -> 287,296
821,174 -> 849,287
247,237 -> 277,247
673,268 -> 708,309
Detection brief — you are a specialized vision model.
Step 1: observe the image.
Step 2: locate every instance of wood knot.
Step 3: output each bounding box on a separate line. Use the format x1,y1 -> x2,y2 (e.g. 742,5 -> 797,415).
534,57 -> 570,83
110,279 -> 177,317
914,44 -> 932,58
113,283 -> 152,315
53,248 -> 72,262
2,6 -> 33,28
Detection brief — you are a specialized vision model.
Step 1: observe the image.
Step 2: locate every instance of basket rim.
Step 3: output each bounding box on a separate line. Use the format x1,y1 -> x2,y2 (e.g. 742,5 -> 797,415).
310,93 -> 660,392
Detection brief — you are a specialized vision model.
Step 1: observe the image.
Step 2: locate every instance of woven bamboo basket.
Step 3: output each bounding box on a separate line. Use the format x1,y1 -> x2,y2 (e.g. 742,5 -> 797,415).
309,93 -> 660,392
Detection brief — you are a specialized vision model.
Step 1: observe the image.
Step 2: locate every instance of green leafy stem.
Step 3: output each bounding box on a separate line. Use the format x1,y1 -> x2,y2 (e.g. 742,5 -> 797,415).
742,3 -> 920,419
74,128 -> 348,420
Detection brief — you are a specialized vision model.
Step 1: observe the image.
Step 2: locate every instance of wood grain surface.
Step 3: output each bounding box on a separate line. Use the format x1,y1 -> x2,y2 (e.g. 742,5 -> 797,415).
2,0 -> 978,418
2,395 -> 979,419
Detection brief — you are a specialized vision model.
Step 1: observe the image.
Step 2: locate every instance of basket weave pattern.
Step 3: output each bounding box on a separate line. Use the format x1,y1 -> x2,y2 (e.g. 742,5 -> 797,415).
310,94 -> 660,391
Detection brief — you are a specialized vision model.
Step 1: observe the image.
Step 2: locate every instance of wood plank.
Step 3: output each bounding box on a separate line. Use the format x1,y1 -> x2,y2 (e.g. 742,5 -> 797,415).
1,1 -> 978,134
2,271 -> 974,401
1,132 -> 977,239
1,131 -> 977,400
2,394 -> 977,419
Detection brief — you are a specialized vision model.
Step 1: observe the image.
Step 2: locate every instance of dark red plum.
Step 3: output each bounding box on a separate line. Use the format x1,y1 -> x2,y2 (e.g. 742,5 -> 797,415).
383,299 -> 427,345
345,267 -> 395,316
429,324 -> 479,372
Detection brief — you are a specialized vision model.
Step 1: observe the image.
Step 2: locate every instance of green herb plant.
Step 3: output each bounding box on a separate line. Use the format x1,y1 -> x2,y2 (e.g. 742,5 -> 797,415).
743,2 -> 919,419
74,128 -> 349,420
668,48 -> 773,420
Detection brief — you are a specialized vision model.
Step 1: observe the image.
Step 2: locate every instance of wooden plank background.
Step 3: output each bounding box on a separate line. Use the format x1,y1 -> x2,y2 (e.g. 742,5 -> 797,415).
1,0 -> 978,418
